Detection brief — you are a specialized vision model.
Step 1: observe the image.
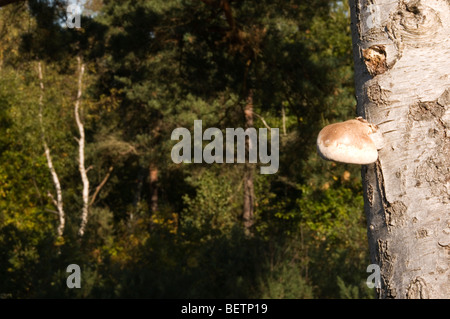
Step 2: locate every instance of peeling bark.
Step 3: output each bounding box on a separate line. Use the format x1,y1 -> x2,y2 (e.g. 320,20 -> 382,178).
350,0 -> 450,298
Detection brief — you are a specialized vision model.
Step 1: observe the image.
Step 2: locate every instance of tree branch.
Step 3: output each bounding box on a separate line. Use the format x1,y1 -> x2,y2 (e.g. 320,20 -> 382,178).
89,166 -> 113,207
47,191 -> 58,208
253,112 -> 272,131
44,208 -> 59,215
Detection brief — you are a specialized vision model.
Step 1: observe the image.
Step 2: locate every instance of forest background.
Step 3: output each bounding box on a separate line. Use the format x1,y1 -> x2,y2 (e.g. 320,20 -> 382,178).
0,0 -> 374,298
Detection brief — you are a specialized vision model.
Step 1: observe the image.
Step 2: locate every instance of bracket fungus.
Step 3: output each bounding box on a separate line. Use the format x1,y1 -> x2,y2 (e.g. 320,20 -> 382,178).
317,117 -> 383,165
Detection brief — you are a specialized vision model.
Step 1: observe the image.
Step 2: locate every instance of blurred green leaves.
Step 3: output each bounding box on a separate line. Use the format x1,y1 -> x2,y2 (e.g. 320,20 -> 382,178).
0,0 -> 372,299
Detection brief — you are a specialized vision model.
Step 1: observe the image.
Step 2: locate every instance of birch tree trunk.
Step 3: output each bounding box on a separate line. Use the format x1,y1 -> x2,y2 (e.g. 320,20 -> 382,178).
243,90 -> 255,234
74,56 -> 89,237
349,0 -> 449,298
149,163 -> 158,213
37,61 -> 65,238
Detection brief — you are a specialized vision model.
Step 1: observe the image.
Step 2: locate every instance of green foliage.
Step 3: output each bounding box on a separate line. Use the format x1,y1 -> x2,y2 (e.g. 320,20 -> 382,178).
337,276 -> 374,299
260,263 -> 314,299
181,168 -> 241,241
0,0 -> 373,299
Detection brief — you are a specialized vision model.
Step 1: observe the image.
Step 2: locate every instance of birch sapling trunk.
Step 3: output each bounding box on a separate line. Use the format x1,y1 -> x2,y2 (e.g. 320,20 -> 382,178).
349,0 -> 450,298
37,61 -> 65,238
149,164 -> 158,213
243,90 -> 255,233
74,56 -> 89,237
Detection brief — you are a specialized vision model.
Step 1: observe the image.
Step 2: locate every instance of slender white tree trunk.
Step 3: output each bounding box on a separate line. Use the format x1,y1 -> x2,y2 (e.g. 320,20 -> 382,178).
243,90 -> 255,234
37,62 -> 65,238
74,56 -> 89,237
349,0 -> 449,298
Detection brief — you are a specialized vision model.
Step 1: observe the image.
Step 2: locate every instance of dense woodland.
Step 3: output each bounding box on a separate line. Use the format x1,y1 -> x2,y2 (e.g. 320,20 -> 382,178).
0,0 -> 373,298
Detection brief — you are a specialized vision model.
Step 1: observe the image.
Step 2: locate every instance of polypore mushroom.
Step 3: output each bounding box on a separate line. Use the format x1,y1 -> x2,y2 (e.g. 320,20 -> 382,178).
317,117 -> 383,164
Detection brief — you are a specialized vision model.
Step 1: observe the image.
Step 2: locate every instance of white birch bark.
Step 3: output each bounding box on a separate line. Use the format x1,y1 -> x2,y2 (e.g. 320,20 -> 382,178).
37,61 -> 65,238
349,0 -> 450,298
281,105 -> 287,136
74,56 -> 89,237
243,90 -> 255,234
